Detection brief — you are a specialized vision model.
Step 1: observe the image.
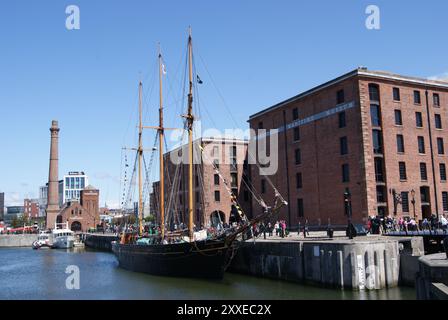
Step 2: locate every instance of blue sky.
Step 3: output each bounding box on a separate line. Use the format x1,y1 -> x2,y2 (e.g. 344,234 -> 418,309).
0,0 -> 447,208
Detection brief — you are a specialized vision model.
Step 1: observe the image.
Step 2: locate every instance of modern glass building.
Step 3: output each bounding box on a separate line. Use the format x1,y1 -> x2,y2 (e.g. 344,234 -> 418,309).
63,172 -> 89,204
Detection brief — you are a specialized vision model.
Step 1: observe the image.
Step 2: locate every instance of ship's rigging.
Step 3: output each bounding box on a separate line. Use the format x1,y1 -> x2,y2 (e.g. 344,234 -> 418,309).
118,28 -> 286,239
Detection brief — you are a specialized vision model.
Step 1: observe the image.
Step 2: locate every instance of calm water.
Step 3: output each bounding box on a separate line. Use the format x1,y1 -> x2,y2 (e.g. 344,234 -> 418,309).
0,248 -> 415,300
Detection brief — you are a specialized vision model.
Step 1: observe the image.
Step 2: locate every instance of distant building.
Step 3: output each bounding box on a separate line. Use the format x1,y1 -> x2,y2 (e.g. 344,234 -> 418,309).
5,206 -> 24,224
39,181 -> 63,217
0,192 -> 4,221
62,172 -> 89,204
58,185 -> 100,232
39,172 -> 88,217
157,137 -> 251,228
24,199 -> 39,219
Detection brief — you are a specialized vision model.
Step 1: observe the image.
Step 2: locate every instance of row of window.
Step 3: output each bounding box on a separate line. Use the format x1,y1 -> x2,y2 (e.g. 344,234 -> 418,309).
260,90 -> 348,132
211,146 -> 238,157
259,85 -> 441,137
398,161 -> 447,182
292,112 -> 346,142
65,190 -> 80,200
295,144 -> 348,164
370,84 -> 441,107
65,177 -> 86,190
395,135 -> 445,155
393,109 -> 443,129
297,190 -> 448,219
392,191 -> 448,213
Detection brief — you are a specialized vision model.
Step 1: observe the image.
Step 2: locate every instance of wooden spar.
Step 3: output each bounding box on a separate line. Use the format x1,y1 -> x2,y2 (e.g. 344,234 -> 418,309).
187,28 -> 194,241
138,80 -> 144,236
158,45 -> 165,240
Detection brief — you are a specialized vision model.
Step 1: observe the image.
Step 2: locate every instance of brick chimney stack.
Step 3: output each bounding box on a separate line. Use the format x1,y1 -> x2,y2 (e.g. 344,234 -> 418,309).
46,120 -> 60,229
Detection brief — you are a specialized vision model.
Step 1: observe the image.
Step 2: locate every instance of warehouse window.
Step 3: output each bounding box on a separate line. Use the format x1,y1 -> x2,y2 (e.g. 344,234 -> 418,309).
340,136 -> 348,155
394,110 -> 402,125
393,87 -> 401,101
416,112 -> 423,128
414,91 -> 421,104
337,89 -> 345,104
296,173 -> 302,189
292,108 -> 299,120
443,192 -> 448,212
297,199 -> 304,217
420,163 -> 428,181
342,164 -> 350,183
369,84 -> 380,101
399,162 -> 407,180
434,93 -> 440,107
370,104 -> 381,126
401,192 -> 409,213
437,138 -> 445,155
295,148 -> 301,165
396,135 -> 405,153
418,136 -> 425,154
435,114 -> 442,129
440,163 -> 447,181
338,111 -> 346,128
294,127 -> 300,141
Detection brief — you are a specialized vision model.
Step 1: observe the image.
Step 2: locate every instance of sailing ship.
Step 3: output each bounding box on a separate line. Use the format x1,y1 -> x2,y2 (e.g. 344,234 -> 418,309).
112,29 -> 286,279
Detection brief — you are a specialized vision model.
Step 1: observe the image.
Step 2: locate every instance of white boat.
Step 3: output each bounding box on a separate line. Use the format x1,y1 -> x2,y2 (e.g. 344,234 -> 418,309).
32,230 -> 52,249
51,222 -> 75,249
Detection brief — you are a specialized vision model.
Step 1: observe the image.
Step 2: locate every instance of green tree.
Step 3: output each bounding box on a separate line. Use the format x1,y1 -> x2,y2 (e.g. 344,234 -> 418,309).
11,216 -> 19,228
144,215 -> 155,223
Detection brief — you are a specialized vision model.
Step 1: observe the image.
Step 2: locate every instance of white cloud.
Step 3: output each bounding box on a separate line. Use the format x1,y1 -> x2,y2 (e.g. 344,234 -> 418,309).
428,72 -> 448,81
4,192 -> 22,206
93,172 -> 120,184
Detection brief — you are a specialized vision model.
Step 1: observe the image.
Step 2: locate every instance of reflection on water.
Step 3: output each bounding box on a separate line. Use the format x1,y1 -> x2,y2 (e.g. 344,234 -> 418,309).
0,248 -> 415,300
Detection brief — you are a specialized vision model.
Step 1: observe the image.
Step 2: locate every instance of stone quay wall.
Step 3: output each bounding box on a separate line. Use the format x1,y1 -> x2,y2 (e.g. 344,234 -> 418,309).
0,234 -> 37,247
229,237 -> 423,290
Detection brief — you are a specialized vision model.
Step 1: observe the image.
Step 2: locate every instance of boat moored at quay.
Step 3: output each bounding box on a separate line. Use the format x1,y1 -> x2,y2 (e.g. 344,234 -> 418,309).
112,29 -> 287,279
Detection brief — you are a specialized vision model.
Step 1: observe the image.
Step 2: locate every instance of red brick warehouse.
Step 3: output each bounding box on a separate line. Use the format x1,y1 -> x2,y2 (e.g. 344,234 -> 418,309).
249,68 -> 448,227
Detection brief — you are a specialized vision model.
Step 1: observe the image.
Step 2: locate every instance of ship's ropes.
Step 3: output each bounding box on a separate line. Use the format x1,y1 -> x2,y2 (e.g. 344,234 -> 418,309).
196,52 -> 286,208
142,133 -> 159,210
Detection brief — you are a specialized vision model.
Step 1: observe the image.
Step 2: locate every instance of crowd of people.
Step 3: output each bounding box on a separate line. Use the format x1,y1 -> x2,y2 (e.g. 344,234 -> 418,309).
367,214 -> 448,234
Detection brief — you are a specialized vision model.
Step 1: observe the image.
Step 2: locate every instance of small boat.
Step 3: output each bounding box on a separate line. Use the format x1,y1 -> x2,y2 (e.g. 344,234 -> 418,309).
73,234 -> 85,248
51,222 -> 75,249
32,230 -> 52,249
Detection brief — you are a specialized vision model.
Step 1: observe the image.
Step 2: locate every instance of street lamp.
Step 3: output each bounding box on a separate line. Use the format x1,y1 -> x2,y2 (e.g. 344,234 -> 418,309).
391,189 -> 402,216
344,189 -> 353,239
410,189 -> 416,219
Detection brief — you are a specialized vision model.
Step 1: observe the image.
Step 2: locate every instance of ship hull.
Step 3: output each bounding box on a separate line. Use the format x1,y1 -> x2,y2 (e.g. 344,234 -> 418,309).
111,240 -> 231,279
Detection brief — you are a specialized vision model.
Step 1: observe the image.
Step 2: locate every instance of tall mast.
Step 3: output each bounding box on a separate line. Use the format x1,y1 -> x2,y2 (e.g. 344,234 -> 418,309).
158,45 -> 165,240
187,28 -> 194,241
138,80 -> 144,236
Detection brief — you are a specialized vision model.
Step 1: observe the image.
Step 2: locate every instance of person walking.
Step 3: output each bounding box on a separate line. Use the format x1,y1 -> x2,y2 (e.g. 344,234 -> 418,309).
268,222 -> 273,237
441,214 -> 448,233
274,221 -> 279,237
304,220 -> 310,238
281,221 -> 286,238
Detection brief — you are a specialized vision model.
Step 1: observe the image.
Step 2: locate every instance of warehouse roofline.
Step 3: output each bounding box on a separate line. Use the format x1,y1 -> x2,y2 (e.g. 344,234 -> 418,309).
249,67 -> 448,120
